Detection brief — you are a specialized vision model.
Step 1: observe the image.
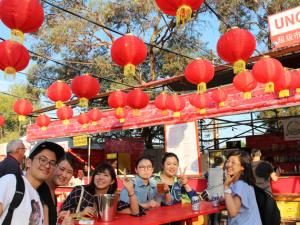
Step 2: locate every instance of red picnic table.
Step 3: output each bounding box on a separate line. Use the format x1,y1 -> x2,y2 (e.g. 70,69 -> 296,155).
74,201 -> 225,225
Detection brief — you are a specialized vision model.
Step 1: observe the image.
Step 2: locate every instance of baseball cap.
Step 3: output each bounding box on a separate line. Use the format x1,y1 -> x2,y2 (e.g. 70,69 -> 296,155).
29,141 -> 65,161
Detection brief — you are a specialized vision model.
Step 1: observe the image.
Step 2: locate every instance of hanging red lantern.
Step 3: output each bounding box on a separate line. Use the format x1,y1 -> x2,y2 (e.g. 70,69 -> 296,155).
108,90 -> 127,116
47,80 -> 72,108
252,56 -> 284,93
0,116 -> 5,126
0,40 -> 30,78
56,106 -> 73,125
189,93 -> 208,114
87,108 -> 102,125
111,34 -> 147,77
154,92 -> 169,115
13,98 -> 33,121
211,88 -> 227,107
290,69 -> 300,93
184,59 -> 214,94
71,74 -> 100,107
115,108 -> 128,123
166,94 -> 185,117
217,27 -> 256,74
0,0 -> 44,43
77,113 -> 90,128
233,70 -> 257,99
274,69 -> 293,98
127,89 -> 149,116
155,0 -> 204,26
36,114 -> 50,131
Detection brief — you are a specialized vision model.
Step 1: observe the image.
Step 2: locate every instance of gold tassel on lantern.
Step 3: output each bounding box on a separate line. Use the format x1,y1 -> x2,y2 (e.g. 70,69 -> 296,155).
116,108 -> 124,115
173,112 -> 181,117
133,109 -> 140,116
18,115 -> 26,121
219,102 -> 225,107
92,121 -> 97,126
4,67 -> 16,79
11,29 -> 25,44
56,101 -> 64,108
63,120 -> 70,125
233,60 -> 246,74
79,98 -> 89,107
198,108 -> 206,114
279,89 -> 290,98
296,88 -> 300,93
162,110 -> 168,115
176,5 -> 192,27
243,92 -> 252,99
41,126 -> 47,131
119,118 -> 125,123
124,63 -> 136,76
265,82 -> 275,93
82,124 -> 88,129
197,82 -> 207,94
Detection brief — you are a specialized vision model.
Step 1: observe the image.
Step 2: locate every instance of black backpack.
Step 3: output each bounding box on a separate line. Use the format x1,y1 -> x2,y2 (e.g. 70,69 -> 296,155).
253,185 -> 281,225
2,174 -> 25,225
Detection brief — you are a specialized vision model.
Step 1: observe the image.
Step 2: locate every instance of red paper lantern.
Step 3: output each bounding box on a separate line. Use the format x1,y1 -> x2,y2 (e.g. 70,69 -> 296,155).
154,92 -> 169,115
189,93 -> 208,114
13,98 -> 33,121
47,81 -> 72,108
115,108 -> 128,123
0,116 -> 5,126
155,0 -> 204,26
77,113 -> 90,128
290,69 -> 300,93
233,70 -> 257,99
217,27 -> 256,74
71,74 -> 100,107
127,89 -> 149,116
36,114 -> 50,131
111,34 -> 147,77
252,56 -> 284,93
0,0 -> 44,43
211,88 -> 227,107
0,40 -> 30,78
274,69 -> 293,98
108,90 -> 127,116
166,94 -> 185,117
184,59 -> 214,94
87,108 -> 102,125
56,106 -> 73,125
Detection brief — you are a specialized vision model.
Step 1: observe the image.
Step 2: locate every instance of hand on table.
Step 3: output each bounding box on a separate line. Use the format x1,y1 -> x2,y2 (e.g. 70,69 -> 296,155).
79,206 -> 96,218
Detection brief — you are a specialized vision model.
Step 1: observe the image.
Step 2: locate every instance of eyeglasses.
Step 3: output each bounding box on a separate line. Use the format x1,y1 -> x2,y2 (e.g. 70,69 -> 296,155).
35,156 -> 57,167
138,165 -> 153,171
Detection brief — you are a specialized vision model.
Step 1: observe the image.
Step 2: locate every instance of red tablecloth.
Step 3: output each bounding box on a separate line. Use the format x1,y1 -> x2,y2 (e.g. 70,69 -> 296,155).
75,201 -> 225,225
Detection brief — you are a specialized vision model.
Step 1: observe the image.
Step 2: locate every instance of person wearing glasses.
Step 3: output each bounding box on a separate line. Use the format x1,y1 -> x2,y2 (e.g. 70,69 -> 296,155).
0,141 -> 65,225
118,156 -> 160,215
0,139 -> 26,178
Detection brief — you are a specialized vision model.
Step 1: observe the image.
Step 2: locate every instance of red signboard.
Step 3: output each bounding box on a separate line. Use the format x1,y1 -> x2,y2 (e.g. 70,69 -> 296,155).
268,6 -> 300,49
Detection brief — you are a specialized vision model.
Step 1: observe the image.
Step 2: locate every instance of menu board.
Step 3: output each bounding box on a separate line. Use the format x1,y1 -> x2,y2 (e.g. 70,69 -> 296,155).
165,121 -> 200,175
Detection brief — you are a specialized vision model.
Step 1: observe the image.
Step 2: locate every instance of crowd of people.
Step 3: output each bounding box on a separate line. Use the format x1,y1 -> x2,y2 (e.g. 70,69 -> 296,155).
0,139 -> 280,225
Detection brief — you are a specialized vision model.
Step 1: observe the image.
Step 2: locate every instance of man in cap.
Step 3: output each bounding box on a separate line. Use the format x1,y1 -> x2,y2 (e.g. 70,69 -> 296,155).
0,139 -> 26,178
0,141 -> 65,225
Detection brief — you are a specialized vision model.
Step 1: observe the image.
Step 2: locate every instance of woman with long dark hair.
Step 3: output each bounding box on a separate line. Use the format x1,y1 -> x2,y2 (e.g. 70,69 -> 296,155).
224,150 -> 262,225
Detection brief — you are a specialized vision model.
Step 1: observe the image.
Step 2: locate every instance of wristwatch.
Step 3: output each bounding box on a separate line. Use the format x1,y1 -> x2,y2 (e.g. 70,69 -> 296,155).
224,188 -> 232,194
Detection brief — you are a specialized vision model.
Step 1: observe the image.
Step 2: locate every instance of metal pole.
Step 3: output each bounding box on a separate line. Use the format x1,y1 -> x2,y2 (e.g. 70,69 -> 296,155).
87,136 -> 91,182
250,112 -> 255,136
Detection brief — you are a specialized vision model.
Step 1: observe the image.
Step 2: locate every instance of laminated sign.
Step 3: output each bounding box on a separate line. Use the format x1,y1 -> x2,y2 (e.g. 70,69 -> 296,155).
73,135 -> 88,147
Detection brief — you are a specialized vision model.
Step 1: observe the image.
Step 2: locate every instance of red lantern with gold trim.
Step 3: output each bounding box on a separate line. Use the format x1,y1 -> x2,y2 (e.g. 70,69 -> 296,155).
87,108 -> 102,125
0,0 -> 44,43
56,106 -> 73,125
290,69 -> 300,93
166,94 -> 185,117
77,113 -> 90,128
127,89 -> 149,116
154,92 -> 169,115
189,93 -> 208,114
115,108 -> 128,123
155,0 -> 204,26
13,98 -> 33,121
252,56 -> 284,93
71,74 -> 100,107
108,90 -> 127,116
0,40 -> 30,78
217,28 -> 256,74
47,81 -> 72,108
274,69 -> 293,98
211,88 -> 227,107
184,59 -> 214,94
36,114 -> 50,131
233,70 -> 257,99
111,34 -> 147,77
0,116 -> 5,127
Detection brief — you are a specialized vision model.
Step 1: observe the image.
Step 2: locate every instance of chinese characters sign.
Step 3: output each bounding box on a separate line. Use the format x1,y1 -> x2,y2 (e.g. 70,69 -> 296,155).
268,6 -> 300,49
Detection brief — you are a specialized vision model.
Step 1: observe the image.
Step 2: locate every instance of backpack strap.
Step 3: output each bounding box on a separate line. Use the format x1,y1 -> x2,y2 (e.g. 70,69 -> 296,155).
2,174 -> 25,225
75,185 -> 85,213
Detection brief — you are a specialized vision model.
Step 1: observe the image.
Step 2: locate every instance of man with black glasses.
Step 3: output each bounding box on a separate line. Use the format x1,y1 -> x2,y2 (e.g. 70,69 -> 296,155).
0,141 -> 64,225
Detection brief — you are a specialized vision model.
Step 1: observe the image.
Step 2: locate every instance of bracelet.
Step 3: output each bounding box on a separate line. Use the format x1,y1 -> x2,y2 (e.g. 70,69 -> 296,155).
224,188 -> 232,194
128,192 -> 135,197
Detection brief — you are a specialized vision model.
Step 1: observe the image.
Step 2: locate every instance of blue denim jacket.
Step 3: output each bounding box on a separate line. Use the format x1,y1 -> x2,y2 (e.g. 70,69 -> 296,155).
119,176 -> 158,204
